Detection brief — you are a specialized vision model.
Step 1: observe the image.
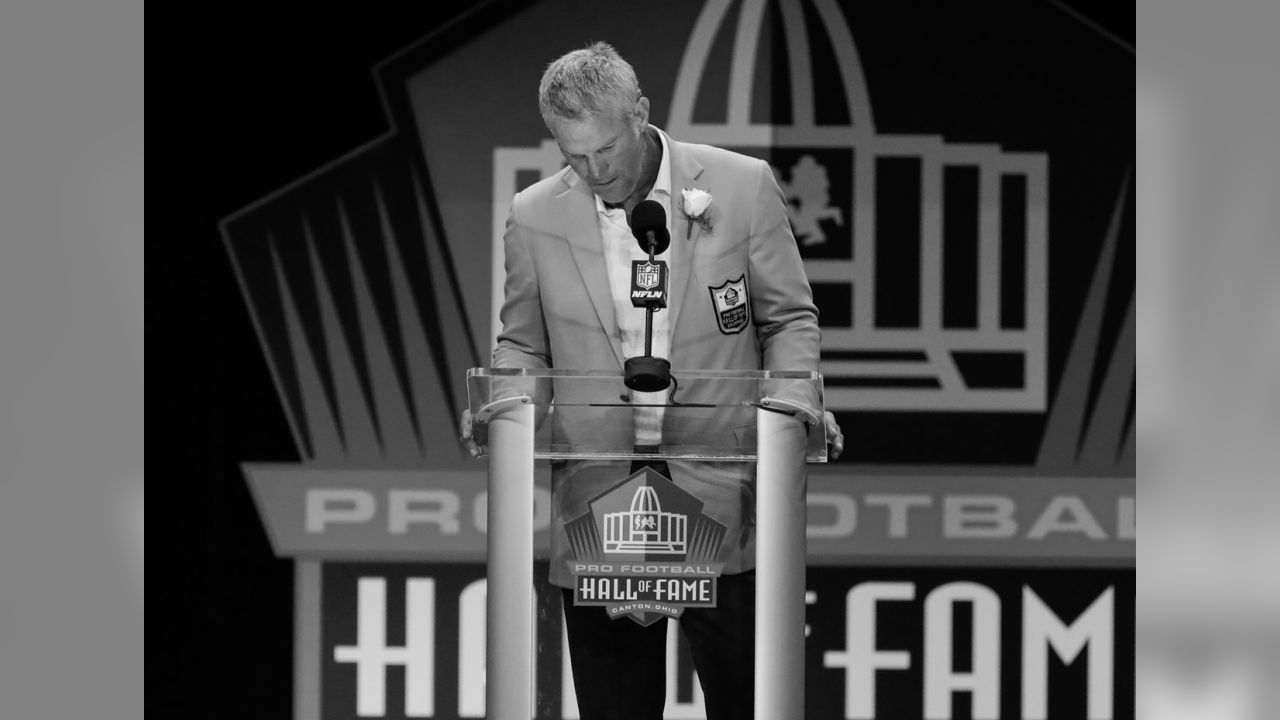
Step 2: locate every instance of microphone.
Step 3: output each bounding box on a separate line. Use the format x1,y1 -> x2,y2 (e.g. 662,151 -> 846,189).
629,200 -> 669,310
624,200 -> 672,392
631,199 -> 671,255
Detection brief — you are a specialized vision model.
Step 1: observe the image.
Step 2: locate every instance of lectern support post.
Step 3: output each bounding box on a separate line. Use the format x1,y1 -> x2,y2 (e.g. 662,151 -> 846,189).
484,398 -> 535,720
755,405 -> 809,719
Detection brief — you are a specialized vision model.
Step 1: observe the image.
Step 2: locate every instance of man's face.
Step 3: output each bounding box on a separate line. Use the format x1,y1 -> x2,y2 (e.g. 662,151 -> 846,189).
548,96 -> 650,205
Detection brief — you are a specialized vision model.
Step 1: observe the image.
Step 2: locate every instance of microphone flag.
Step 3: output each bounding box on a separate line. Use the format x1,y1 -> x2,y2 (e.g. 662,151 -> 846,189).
630,260 -> 668,308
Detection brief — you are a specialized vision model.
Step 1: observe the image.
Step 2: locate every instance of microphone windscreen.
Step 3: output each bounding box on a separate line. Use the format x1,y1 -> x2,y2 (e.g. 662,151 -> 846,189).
630,200 -> 671,254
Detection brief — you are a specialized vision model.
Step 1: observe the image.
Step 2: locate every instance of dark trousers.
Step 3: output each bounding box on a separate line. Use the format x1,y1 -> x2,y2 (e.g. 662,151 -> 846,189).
562,455 -> 756,720
561,572 -> 755,720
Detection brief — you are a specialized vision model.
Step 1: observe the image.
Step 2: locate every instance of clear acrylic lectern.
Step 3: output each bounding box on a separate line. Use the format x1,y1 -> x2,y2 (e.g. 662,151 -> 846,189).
467,368 -> 827,720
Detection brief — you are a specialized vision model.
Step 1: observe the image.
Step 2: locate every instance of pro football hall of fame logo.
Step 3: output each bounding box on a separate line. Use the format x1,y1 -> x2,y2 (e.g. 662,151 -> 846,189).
564,467 -> 728,626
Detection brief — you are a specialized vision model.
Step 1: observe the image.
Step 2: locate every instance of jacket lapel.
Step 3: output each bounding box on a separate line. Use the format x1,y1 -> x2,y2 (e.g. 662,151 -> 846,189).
557,173 -> 625,368
665,135 -> 705,344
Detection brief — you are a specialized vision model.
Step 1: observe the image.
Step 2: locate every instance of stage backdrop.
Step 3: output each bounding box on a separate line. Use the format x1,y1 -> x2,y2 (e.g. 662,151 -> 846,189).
221,1 -> 1134,718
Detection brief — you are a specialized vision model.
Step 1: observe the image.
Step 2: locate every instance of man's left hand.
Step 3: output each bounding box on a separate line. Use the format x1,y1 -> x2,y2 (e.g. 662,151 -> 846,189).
824,410 -> 844,459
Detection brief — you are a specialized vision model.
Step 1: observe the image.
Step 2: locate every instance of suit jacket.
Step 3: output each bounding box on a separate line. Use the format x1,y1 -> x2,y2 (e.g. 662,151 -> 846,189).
493,127 -> 820,586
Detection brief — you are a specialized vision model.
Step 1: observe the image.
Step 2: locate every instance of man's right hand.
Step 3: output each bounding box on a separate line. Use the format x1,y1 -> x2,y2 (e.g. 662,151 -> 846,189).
458,408 -> 487,459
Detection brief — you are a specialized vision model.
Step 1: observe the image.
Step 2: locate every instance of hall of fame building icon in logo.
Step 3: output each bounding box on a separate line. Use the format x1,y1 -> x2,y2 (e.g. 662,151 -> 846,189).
493,0 -> 1049,413
604,486 -> 688,554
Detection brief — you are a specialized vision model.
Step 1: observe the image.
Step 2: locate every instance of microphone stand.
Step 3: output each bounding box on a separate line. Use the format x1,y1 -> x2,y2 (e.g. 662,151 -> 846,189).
643,233 -> 656,357
624,229 -> 672,392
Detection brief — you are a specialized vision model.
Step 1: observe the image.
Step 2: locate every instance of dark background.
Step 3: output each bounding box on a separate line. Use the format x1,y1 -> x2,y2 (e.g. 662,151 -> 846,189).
147,2 -> 1133,716
149,5 -> 480,715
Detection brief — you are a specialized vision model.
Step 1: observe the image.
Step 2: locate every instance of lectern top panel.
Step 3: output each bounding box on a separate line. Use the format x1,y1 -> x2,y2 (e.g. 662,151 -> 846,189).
470,368 -> 821,379
467,368 -> 827,462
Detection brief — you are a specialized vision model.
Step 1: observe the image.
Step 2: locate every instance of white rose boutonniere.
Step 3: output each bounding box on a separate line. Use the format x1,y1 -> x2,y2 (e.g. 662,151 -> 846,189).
681,188 -> 714,240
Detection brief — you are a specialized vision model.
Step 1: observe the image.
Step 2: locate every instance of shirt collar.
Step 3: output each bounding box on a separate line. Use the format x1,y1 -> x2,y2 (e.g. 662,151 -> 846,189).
594,126 -> 671,214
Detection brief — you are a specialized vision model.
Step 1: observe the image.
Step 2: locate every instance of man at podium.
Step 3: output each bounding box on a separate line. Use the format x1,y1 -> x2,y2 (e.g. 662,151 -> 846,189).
460,42 -> 841,720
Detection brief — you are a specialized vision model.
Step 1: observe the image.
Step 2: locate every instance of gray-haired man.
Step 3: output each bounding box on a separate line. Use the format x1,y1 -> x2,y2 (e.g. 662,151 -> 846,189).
461,41 -> 841,719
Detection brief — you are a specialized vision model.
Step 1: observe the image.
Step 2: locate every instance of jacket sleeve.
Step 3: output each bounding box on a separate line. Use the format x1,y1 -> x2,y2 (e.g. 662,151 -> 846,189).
748,158 -> 821,373
747,159 -> 823,417
492,192 -> 551,370
489,193 -> 553,413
